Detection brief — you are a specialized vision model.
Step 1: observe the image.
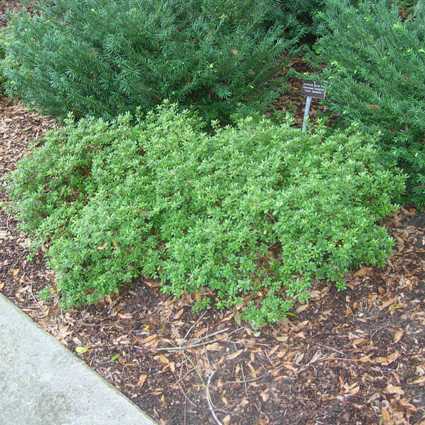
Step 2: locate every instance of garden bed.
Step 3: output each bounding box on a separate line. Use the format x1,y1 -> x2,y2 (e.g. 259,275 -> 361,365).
1,95 -> 425,424
1,0 -> 425,422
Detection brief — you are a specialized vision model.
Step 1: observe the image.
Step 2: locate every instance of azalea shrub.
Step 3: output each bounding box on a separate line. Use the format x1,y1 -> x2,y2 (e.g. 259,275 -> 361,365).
9,104 -> 404,326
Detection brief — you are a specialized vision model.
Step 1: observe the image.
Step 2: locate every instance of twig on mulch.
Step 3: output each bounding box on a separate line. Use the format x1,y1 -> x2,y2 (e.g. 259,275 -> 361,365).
157,327 -> 243,352
183,310 -> 207,341
183,351 -> 205,386
317,343 -> 346,356
240,362 -> 248,397
206,371 -> 223,425
176,380 -> 197,408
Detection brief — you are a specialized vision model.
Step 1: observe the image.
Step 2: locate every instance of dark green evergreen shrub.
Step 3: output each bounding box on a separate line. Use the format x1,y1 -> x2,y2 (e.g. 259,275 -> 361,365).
280,0 -> 417,42
398,0 -> 419,15
9,104 -> 404,326
315,0 -> 425,207
3,0 -> 296,122
0,29 -> 6,93
282,0 -> 325,42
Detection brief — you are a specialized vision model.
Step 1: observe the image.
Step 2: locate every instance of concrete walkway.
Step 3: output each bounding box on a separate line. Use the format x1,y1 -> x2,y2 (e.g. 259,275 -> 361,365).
0,294 -> 156,425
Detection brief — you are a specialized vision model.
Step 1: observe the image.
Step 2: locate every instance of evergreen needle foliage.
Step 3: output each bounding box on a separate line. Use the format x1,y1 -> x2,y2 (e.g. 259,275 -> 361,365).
9,104 -> 405,326
3,0 -> 296,123
315,0 -> 425,207
0,29 -> 6,93
282,0 -> 325,42
281,0 -> 419,42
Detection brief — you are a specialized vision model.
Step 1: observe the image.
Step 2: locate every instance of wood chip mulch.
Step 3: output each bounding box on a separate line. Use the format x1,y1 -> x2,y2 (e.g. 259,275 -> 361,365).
1,95 -> 425,425
0,0 -> 22,27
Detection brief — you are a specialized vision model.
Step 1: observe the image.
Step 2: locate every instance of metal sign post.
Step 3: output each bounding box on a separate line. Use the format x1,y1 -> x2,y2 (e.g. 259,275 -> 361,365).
302,82 -> 326,132
302,95 -> 313,133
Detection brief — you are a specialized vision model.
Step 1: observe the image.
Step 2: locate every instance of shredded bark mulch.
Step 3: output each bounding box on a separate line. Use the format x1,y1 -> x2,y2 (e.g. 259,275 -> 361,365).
1,94 -> 425,425
0,0 -> 22,26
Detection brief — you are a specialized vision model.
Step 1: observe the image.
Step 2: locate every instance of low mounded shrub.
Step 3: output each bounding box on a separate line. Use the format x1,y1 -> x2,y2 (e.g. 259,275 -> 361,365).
9,104 -> 405,326
3,0 -> 296,123
315,0 -> 425,207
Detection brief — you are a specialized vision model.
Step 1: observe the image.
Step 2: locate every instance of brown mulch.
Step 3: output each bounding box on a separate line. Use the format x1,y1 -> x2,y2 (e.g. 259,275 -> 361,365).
1,93 -> 425,425
0,0 -> 22,26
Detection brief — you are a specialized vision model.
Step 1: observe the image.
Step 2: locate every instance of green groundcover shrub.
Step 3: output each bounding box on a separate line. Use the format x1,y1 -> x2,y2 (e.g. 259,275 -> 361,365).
0,29 -> 6,93
9,104 -> 405,326
315,0 -> 425,207
3,0 -> 297,123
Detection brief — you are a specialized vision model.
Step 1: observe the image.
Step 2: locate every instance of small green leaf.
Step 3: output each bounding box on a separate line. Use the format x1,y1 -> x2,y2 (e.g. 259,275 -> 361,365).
75,346 -> 89,354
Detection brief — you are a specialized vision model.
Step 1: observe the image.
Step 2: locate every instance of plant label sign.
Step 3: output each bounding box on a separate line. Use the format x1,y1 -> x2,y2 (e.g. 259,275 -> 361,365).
302,81 -> 326,133
302,81 -> 326,99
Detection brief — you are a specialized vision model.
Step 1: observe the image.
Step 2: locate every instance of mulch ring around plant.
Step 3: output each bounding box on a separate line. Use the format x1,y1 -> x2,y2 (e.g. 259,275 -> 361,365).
1,95 -> 425,425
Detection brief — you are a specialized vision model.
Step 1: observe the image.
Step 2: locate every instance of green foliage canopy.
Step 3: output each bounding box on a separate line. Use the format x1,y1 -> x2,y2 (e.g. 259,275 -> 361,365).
3,0 -> 296,122
315,0 -> 425,206
9,104 -> 405,326
0,29 -> 6,92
